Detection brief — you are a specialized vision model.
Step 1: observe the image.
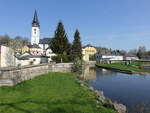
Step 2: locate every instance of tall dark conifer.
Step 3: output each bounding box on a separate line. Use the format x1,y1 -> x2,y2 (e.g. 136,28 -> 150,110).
50,21 -> 70,62
71,29 -> 82,60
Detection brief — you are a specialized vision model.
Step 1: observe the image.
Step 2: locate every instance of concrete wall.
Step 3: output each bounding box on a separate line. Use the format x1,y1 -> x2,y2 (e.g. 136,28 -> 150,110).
0,45 -> 16,67
0,63 -> 73,86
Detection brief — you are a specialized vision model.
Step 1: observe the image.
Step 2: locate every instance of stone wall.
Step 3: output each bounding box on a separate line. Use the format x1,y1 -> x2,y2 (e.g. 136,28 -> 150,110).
0,63 -> 73,86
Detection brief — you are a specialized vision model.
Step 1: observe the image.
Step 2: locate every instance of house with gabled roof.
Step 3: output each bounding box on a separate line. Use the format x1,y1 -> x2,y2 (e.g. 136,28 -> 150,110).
82,44 -> 97,61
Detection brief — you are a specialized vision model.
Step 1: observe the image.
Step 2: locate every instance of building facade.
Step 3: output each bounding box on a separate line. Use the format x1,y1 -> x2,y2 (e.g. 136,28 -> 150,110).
0,45 -> 16,67
82,44 -> 97,61
96,53 -> 123,63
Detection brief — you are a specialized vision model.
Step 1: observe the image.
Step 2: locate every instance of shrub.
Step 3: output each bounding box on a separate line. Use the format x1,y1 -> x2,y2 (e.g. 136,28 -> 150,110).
51,56 -> 61,63
30,61 -> 33,65
89,54 -> 96,61
72,57 -> 83,74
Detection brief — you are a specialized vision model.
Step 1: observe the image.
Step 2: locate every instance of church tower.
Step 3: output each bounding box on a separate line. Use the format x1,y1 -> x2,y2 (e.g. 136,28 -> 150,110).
31,10 -> 40,45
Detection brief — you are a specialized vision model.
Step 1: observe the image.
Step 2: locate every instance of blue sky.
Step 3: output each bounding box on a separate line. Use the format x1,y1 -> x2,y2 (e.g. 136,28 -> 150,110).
0,0 -> 150,50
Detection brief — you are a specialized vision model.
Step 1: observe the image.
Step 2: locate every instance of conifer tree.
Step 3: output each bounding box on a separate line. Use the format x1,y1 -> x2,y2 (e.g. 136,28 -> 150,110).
50,21 -> 70,62
71,29 -> 82,60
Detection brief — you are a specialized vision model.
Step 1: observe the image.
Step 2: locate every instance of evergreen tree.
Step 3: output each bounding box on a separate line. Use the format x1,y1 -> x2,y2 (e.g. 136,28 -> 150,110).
50,21 -> 70,62
71,29 -> 82,60
137,46 -> 146,59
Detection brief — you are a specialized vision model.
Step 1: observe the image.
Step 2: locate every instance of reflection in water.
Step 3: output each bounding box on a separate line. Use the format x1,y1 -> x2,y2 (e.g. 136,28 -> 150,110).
83,66 -> 150,113
81,66 -> 96,80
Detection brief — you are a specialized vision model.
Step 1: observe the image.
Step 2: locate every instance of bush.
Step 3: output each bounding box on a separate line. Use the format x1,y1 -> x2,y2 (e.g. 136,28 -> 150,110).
89,54 -> 96,61
30,61 -> 33,65
51,56 -> 61,63
72,57 -> 83,74
52,55 -> 71,63
62,55 -> 71,63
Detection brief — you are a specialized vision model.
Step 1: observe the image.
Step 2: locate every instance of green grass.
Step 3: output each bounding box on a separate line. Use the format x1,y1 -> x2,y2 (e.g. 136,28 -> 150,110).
130,61 -> 150,67
0,72 -> 116,113
96,62 -> 150,73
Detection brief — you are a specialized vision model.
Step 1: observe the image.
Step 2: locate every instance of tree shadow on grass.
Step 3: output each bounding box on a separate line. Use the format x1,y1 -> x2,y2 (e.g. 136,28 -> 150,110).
0,99 -> 92,113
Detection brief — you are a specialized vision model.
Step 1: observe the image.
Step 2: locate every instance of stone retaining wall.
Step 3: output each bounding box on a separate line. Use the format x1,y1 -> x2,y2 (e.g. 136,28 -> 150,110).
0,63 -> 73,86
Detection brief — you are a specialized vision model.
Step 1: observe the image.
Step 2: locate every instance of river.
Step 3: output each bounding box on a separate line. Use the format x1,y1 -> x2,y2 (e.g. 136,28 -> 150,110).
82,66 -> 150,113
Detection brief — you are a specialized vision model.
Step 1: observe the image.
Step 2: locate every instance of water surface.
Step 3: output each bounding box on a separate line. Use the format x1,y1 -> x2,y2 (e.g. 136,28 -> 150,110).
83,66 -> 150,113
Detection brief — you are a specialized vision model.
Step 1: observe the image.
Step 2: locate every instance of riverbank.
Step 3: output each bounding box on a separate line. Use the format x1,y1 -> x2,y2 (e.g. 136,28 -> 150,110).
0,72 -> 117,113
78,78 -> 127,113
96,62 -> 150,75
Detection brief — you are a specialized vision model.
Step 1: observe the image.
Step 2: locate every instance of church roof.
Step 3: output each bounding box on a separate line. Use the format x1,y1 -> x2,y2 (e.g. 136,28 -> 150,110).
39,38 -> 52,44
32,10 -> 40,27
27,44 -> 41,48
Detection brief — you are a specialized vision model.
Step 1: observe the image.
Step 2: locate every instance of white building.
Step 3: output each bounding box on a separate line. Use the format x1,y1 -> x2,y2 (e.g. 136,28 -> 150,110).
96,53 -> 123,63
31,10 -> 40,45
30,11 -> 56,59
39,38 -> 52,50
124,54 -> 139,61
16,52 -> 48,66
0,45 -> 16,67
101,55 -> 123,61
45,47 -> 56,62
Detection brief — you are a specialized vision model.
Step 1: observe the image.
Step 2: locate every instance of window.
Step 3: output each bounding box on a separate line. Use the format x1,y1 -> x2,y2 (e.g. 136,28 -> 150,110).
34,29 -> 36,34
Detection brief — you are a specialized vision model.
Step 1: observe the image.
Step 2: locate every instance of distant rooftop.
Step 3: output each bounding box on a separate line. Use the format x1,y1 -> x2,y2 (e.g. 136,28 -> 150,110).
83,44 -> 95,48
98,51 -> 122,56
17,52 -> 48,60
39,38 -> 52,44
27,44 -> 41,48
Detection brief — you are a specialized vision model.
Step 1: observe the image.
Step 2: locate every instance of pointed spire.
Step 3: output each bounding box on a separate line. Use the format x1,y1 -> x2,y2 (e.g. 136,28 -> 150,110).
32,10 -> 40,27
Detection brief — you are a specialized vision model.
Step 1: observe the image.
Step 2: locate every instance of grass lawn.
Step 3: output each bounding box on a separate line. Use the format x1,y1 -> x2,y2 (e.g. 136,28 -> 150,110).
96,62 -> 150,73
130,61 -> 150,67
0,72 -> 116,113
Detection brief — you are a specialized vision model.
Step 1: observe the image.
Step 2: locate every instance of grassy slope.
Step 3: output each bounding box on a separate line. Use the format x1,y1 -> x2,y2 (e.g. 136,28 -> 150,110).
0,73 -> 116,113
96,62 -> 150,73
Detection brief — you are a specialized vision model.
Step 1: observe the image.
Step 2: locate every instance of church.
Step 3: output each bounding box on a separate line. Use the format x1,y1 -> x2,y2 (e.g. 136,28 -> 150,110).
19,11 -> 56,65
21,11 -> 54,56
30,10 -> 52,54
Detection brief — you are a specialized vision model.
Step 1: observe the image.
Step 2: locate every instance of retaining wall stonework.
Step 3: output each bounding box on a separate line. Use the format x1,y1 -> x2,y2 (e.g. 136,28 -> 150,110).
0,63 -> 73,86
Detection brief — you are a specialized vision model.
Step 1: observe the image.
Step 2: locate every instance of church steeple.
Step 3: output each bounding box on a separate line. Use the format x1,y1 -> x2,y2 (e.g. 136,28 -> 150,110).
32,10 -> 40,27
31,10 -> 40,45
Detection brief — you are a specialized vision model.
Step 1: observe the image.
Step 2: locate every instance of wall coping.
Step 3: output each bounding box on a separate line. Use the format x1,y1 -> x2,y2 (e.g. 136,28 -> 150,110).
0,63 -> 73,71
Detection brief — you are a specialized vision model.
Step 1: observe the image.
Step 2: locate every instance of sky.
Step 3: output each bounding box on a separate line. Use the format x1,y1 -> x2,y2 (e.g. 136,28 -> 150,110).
0,0 -> 150,50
